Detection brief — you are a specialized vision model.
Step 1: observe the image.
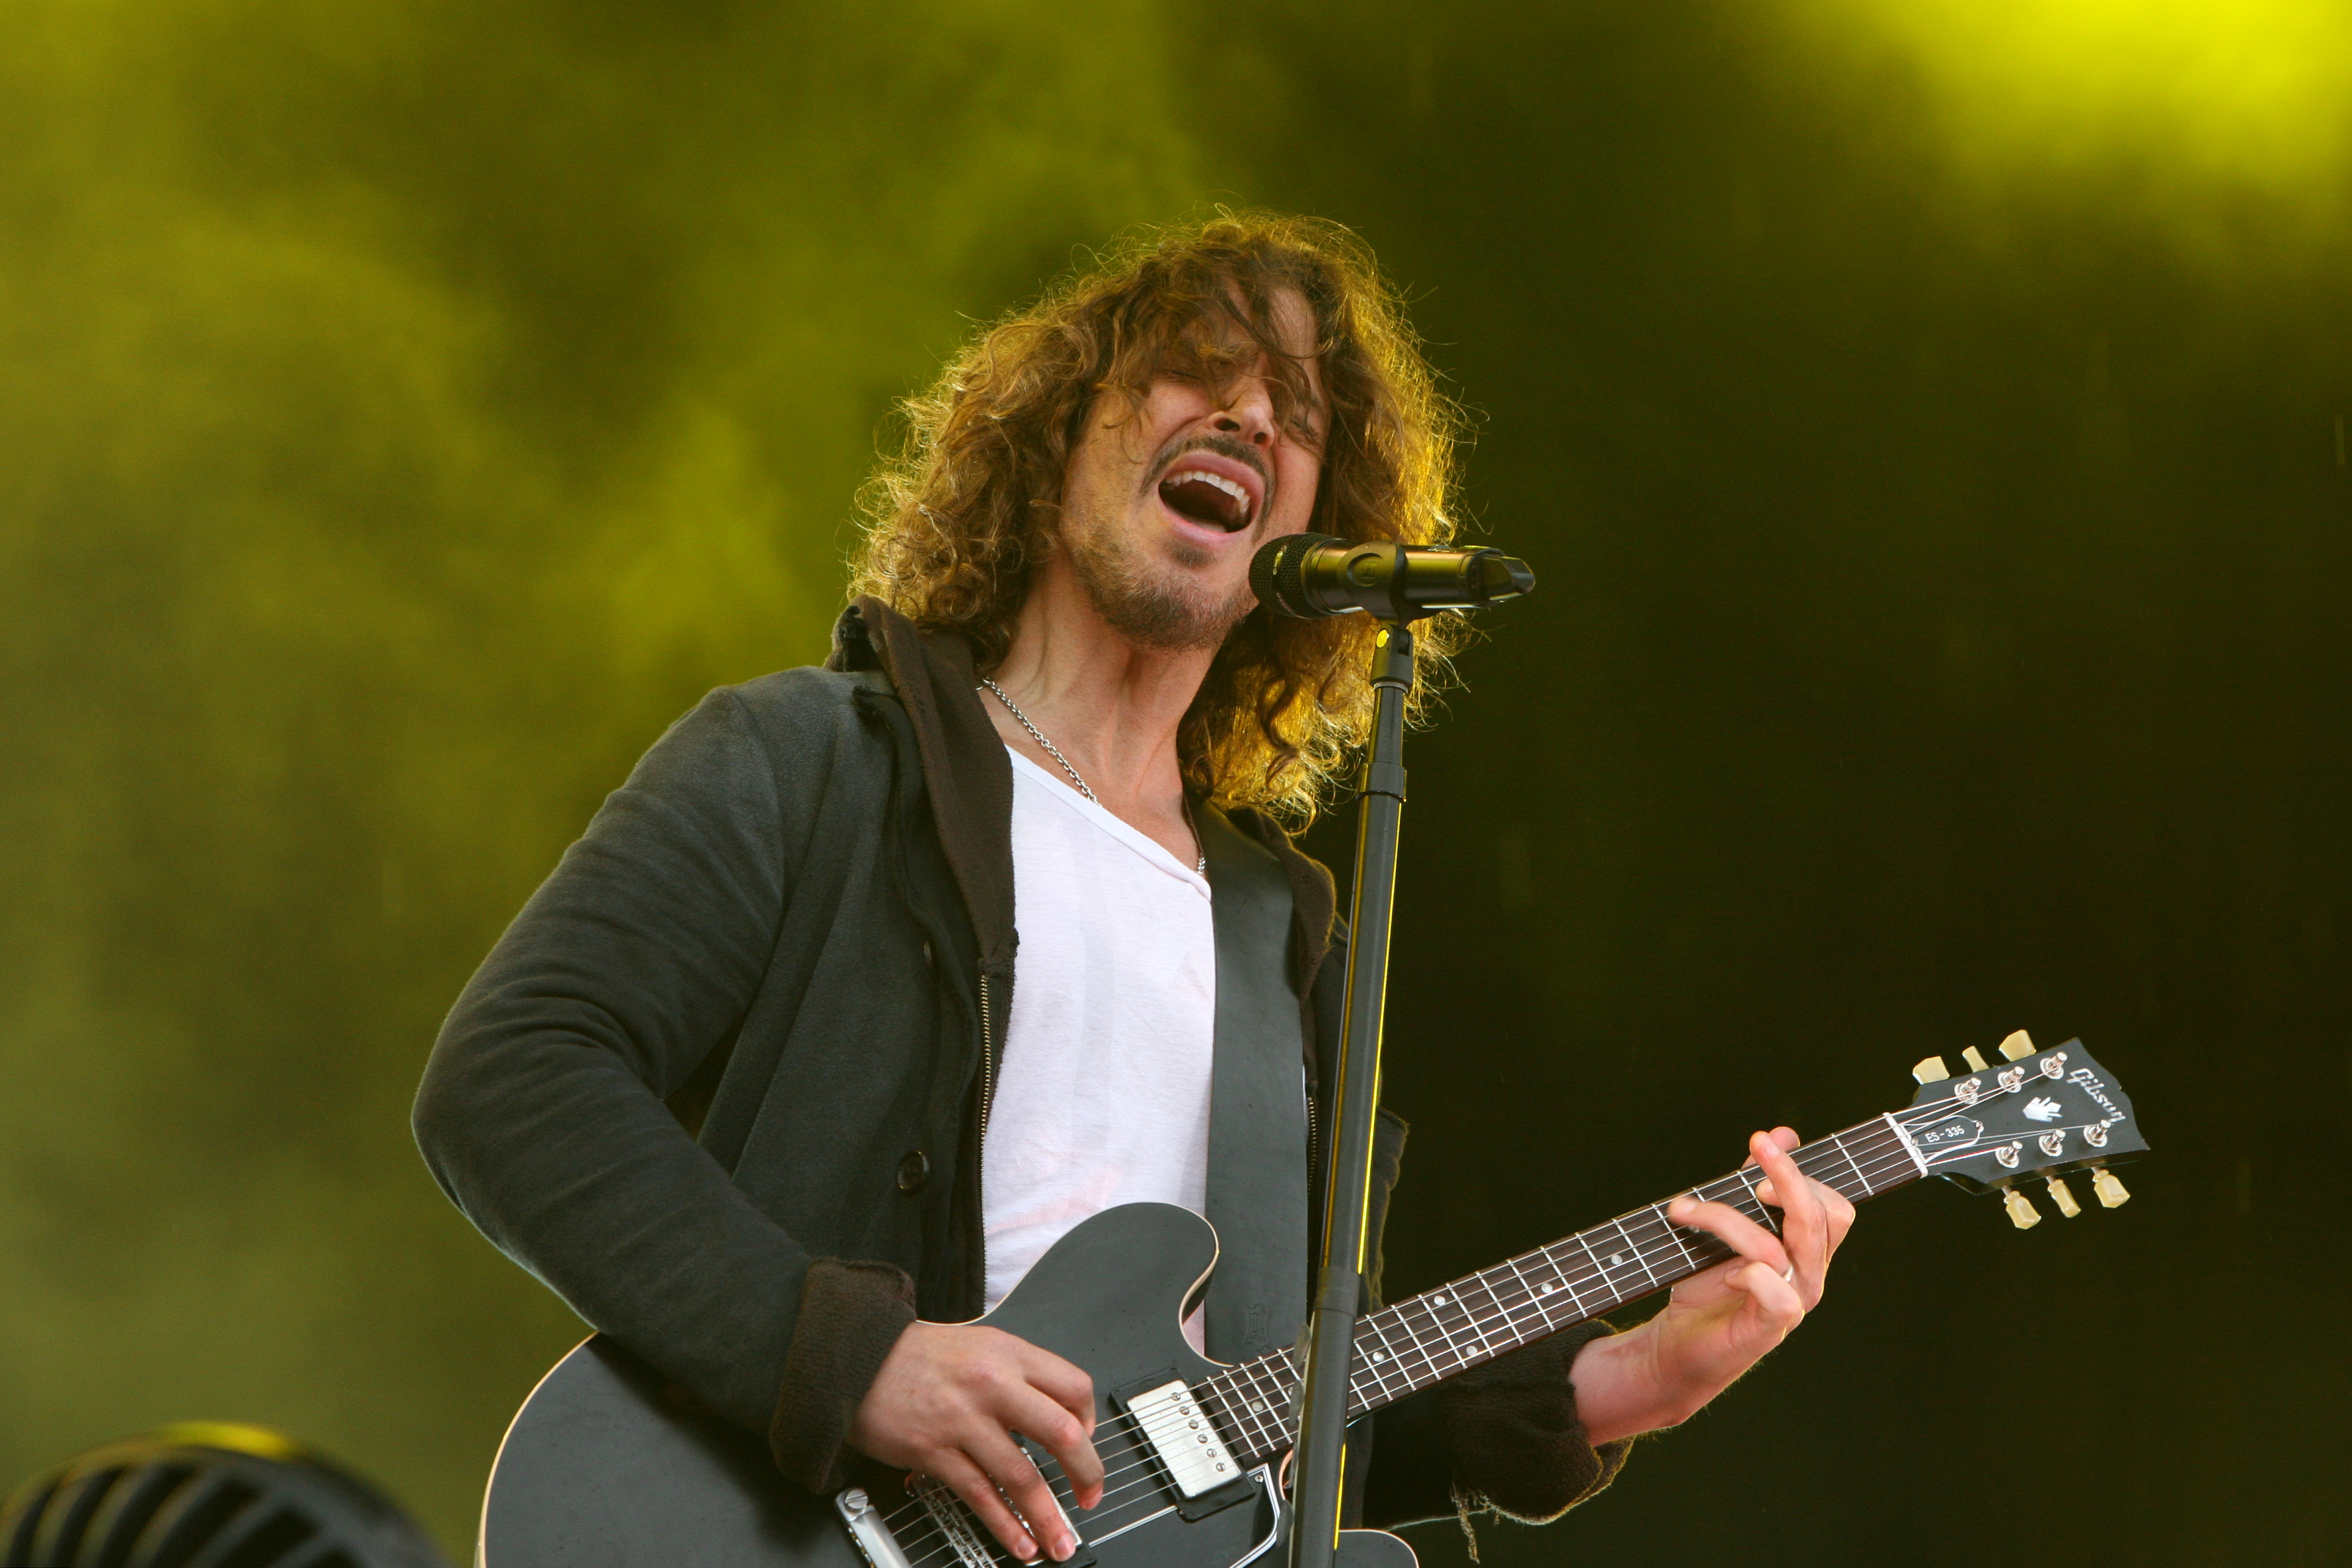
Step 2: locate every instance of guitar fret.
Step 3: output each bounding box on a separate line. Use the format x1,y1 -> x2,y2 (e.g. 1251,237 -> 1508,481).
1368,1318 -> 1412,1391
1198,1372 -> 1248,1459
1572,1231 -> 1605,1299
1349,1322 -> 1404,1405
1615,1217 -> 1661,1289
1230,1362 -> 1281,1459
1439,1288 -> 1477,1363
1554,1243 -> 1602,1316
1436,1292 -> 1478,1370
1392,1301 -> 1449,1383
1230,1368 -> 1276,1458
1836,1134 -> 1870,1197
1411,1298 -> 1467,1373
1219,1112 -> 1936,1432
1218,1376 -> 1266,1460
1468,1272 -> 1510,1353
1250,1359 -> 1290,1453
1501,1256 -> 1553,1342
1656,1203 -> 1698,1274
1534,1248 -> 1588,1317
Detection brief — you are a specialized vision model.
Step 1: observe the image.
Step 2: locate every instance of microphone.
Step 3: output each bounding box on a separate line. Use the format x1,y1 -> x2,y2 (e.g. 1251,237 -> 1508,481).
1249,533 -> 1537,620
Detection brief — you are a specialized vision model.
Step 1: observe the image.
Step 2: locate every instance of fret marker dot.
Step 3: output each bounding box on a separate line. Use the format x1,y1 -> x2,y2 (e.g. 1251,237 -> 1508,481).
1432,1294 -> 1448,1306
1609,1254 -> 1624,1267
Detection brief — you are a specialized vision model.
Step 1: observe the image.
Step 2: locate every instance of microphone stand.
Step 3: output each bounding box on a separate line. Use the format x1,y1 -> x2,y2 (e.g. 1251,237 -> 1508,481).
1287,619 -> 1416,1568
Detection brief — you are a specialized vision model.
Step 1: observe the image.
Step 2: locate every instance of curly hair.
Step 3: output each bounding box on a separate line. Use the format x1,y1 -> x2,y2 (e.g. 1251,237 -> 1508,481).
850,211 -> 1466,826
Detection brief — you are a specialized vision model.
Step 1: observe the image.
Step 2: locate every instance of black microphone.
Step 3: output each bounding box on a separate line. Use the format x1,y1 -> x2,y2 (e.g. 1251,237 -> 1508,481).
1249,533 -> 1537,620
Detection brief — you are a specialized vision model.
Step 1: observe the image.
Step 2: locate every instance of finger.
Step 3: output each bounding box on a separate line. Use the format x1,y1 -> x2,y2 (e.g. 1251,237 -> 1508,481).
1737,1126 -> 1802,1172
1752,1132 -> 1832,1304
1823,1184 -> 1858,1256
1011,1340 -> 1097,1433
1749,1128 -> 1807,1205
1725,1256 -> 1807,1329
928,1450 -> 1042,1563
1001,1381 -> 1104,1508
1666,1194 -> 1792,1278
976,1428 -> 1083,1563
1009,1344 -> 1100,1500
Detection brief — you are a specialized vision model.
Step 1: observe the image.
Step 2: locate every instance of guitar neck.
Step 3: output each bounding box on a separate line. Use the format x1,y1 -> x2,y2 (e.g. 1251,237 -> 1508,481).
1193,1114 -> 1922,1466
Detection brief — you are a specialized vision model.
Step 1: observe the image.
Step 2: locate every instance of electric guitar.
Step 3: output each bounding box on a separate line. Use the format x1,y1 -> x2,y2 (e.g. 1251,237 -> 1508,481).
478,1033 -> 2147,1568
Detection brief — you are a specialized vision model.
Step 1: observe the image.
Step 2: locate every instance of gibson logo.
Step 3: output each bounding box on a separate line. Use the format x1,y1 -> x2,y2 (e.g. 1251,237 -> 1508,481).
2022,1096 -> 2064,1123
2067,1067 -> 2127,1122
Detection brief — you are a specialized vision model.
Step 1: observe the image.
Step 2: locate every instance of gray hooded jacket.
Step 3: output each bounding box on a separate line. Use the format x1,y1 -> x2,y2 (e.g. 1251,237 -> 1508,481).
413,598 -> 1626,1527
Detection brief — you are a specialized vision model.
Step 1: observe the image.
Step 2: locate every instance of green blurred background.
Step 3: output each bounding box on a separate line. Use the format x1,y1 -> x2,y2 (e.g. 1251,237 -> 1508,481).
3,1 -> 2345,1563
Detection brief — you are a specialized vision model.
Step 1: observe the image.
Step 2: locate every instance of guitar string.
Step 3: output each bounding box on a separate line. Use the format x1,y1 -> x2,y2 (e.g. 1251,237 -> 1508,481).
1322,1141 -> 1908,1407
884,1163 -> 1970,1568
872,1139 -> 1901,1566
874,1419 -> 1185,1549
876,1080 -> 2100,1561
882,1132 -> 1932,1561
1006,1119 -> 2005,1516
884,1127 -> 2066,1568
1238,1124 -> 2004,1423
1177,1068 -> 2082,1468
1331,1118 -> 2105,1413
876,1399 -> 1261,1555
882,1157 -> 1851,1568
892,1079 -> 2047,1533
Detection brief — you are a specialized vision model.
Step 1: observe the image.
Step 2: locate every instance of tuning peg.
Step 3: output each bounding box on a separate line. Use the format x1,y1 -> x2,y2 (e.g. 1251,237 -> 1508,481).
1999,1030 -> 2035,1062
2091,1168 -> 2131,1208
1912,1055 -> 1951,1084
1961,1046 -> 1991,1072
2003,1187 -> 2042,1229
2043,1175 -> 2082,1218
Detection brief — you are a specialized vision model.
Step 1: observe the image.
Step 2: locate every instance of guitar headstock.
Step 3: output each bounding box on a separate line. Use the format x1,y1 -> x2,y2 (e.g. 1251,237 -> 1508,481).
1899,1032 -> 2147,1228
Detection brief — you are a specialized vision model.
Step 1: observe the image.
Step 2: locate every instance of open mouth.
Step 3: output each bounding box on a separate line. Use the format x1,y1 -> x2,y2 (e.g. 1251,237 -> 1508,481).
1157,467 -> 1256,533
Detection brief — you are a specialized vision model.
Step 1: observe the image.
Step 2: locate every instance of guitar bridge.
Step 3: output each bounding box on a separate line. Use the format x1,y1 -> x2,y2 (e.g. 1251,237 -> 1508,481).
836,1488 -> 914,1568
904,1470 -> 1092,1568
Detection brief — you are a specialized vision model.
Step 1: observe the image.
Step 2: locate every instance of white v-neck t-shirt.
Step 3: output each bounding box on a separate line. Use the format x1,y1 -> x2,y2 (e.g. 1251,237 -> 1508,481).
981,748 -> 1217,1331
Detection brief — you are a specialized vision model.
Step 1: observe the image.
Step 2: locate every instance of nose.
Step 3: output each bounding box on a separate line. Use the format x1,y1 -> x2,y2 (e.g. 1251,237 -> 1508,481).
1211,377 -> 1278,447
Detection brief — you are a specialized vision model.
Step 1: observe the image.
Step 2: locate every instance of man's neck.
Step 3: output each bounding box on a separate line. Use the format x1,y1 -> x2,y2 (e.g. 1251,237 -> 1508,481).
981,566 -> 1223,863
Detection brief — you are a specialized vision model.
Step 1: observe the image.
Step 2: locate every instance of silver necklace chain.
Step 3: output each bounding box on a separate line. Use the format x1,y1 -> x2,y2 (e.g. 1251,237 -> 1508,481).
979,678 -> 1207,875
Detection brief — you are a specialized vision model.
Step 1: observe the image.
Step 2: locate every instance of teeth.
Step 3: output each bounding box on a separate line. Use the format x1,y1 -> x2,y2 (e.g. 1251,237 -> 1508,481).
1166,468 -> 1253,518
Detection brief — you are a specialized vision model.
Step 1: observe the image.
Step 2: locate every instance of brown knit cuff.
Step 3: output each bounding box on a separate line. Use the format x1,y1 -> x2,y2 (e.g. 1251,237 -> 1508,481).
768,1258 -> 920,1492
1437,1320 -> 1630,1526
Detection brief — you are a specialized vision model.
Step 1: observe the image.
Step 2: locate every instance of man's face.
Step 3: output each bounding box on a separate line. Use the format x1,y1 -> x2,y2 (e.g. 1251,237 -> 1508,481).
1054,290 -> 1327,650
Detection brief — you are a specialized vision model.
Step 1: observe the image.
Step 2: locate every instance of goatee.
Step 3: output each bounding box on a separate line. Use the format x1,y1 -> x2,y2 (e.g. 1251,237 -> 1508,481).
1064,526 -> 1250,652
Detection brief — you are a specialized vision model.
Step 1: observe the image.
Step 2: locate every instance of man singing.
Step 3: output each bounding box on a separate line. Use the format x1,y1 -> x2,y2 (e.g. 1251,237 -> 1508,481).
413,212 -> 1852,1557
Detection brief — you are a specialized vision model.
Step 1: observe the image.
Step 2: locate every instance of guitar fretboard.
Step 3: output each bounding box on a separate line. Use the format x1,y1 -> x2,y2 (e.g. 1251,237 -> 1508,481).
1191,1116 -> 1919,1466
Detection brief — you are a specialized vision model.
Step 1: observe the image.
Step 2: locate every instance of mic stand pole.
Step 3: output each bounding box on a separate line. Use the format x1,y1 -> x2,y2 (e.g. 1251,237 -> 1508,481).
1287,619 -> 1415,1568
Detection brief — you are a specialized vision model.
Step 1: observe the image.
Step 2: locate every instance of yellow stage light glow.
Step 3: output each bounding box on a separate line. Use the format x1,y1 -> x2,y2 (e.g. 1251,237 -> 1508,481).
1797,0 -> 2352,189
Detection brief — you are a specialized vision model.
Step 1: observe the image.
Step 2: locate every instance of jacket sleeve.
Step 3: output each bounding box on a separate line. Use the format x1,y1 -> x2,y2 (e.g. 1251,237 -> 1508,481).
411,685 -> 912,1482
1364,1327 -> 1634,1532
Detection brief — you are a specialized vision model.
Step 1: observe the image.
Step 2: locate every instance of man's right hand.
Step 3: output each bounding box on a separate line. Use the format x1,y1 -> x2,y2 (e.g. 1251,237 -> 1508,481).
848,1321 -> 1103,1563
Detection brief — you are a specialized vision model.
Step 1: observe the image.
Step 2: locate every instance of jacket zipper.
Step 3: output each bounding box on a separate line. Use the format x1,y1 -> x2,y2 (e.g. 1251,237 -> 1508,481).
977,970 -> 1000,1137
975,968 -> 999,1301
1305,1083 -> 1320,1195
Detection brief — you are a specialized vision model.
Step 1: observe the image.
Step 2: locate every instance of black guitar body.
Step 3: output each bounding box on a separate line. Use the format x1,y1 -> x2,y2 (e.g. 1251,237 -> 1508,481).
481,1204 -> 1415,1568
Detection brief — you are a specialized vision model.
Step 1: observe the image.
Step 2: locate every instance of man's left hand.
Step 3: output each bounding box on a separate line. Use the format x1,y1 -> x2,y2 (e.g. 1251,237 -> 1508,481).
1569,1127 -> 1855,1444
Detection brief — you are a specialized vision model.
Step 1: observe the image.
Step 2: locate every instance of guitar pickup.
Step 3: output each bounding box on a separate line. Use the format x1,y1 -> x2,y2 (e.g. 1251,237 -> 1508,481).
1116,1377 -> 1247,1511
